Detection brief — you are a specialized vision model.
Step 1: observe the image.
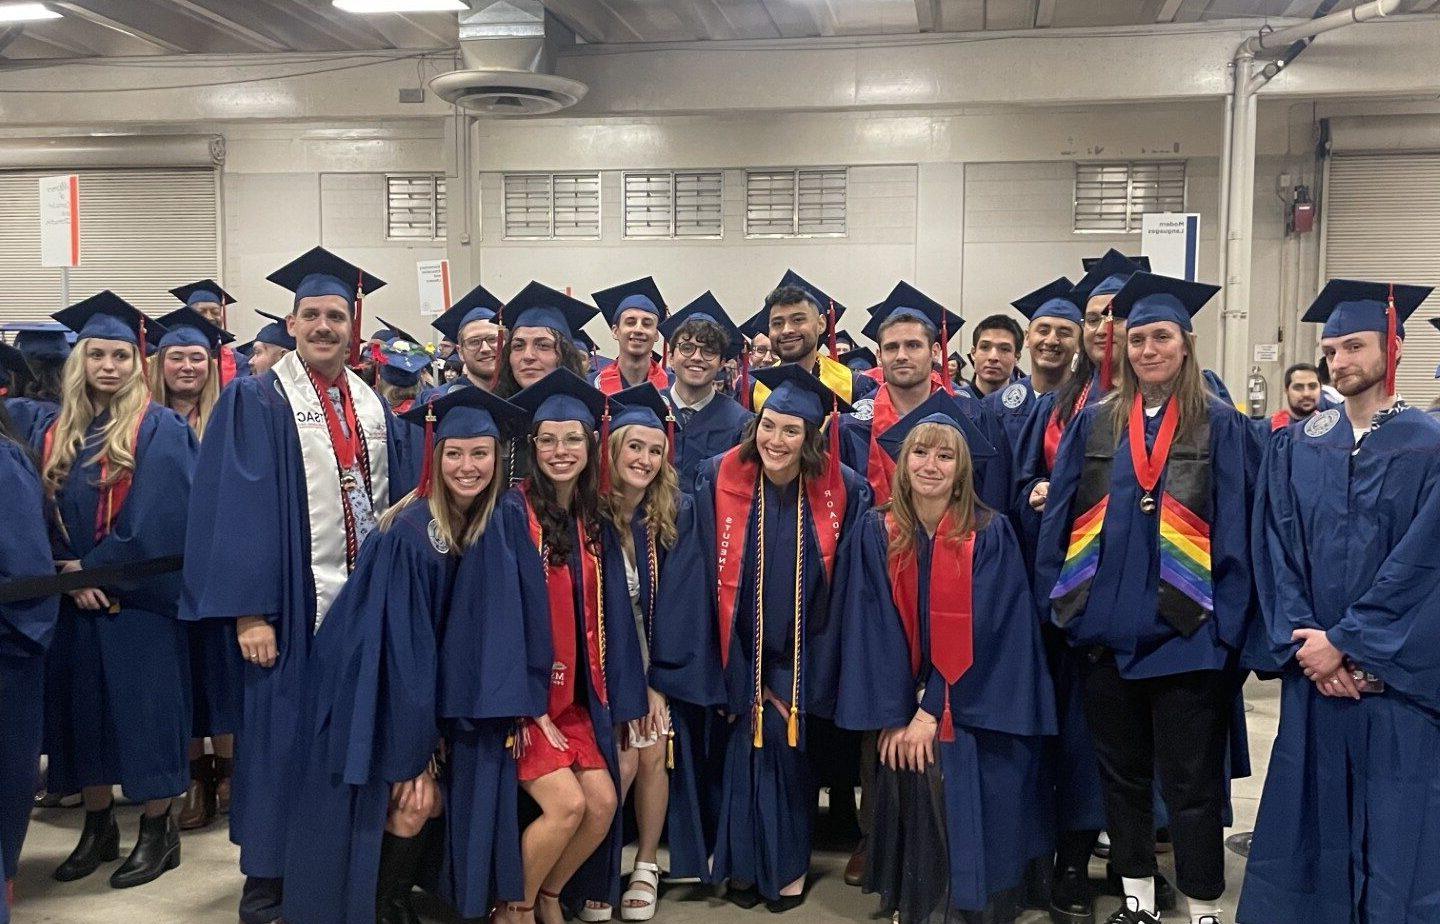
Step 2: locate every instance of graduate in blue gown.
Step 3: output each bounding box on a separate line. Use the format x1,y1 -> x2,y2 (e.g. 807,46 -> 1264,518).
984,277 -> 1082,453
658,292 -> 752,494
238,309 -> 295,378
1034,274 -> 1259,924
168,279 -> 250,385
423,282 -> 504,399
281,386 -> 532,924
41,292 -> 198,889
371,319 -> 436,493
745,270 -> 879,410
181,247 -> 406,924
650,364 -> 871,911
835,398 -> 1057,923
1239,279 -> 1440,924
0,328 -> 63,447
0,405 -> 59,924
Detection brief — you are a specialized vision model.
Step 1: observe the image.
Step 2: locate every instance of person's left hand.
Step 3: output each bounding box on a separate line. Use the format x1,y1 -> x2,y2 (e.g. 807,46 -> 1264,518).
1292,627 -> 1344,679
391,771 -> 439,818
645,688 -> 668,740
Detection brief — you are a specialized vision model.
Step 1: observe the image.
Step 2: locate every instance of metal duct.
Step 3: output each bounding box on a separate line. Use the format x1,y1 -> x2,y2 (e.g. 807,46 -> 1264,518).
428,0 -> 586,117
0,134 -> 224,170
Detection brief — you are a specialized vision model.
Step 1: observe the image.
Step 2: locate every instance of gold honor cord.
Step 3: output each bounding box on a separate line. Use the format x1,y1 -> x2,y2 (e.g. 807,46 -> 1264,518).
591,522 -> 609,705
752,479 -> 766,749
789,479 -> 804,748
749,477 -> 806,750
646,526 -> 676,770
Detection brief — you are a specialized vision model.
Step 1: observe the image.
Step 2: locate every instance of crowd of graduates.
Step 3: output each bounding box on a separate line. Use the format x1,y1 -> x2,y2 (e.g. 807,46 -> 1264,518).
1,245 -> 1438,924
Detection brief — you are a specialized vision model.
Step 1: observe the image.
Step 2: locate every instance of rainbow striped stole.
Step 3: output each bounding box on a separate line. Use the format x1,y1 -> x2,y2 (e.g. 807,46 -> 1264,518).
1158,493 -> 1213,611
1052,497 -> 1107,602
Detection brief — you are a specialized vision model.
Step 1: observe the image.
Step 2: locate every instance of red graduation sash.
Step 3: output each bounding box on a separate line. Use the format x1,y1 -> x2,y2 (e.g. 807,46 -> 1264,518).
713,446 -> 847,670
219,346 -> 238,387
596,359 -> 670,396
1043,378 -> 1092,472
865,387 -> 901,506
885,511 -> 974,743
43,411 -> 145,542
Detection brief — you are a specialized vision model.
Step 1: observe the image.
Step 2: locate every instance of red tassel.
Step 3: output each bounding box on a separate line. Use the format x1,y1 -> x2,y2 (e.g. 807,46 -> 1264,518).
1099,314 -> 1114,395
138,318 -> 150,387
827,300 -> 838,361
1385,284 -> 1398,397
738,350 -> 752,410
599,405 -> 613,495
348,269 -> 365,368
666,409 -> 676,464
416,401 -> 436,498
490,307 -> 505,391
940,315 -> 954,396
370,341 -> 387,366
939,689 -> 955,743
827,397 -> 841,471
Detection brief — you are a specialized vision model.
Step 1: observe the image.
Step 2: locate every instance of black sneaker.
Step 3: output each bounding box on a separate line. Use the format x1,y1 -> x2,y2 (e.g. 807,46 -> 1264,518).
1102,897 -> 1161,924
1197,917 -> 1222,924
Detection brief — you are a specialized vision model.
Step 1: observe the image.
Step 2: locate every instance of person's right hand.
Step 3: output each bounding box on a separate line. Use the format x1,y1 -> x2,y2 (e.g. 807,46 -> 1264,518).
535,714 -> 568,750
1029,481 -> 1050,512
877,727 -> 905,772
237,616 -> 278,668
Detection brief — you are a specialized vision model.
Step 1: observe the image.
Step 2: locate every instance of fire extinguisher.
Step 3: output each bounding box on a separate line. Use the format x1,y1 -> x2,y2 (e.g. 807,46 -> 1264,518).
1247,366 -> 1268,420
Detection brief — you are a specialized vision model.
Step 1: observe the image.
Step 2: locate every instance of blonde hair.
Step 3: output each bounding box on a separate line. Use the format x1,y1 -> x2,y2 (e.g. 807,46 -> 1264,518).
376,377 -> 422,410
43,339 -> 151,498
601,423 -> 679,553
147,347 -> 220,437
377,436 -> 502,552
1107,327 -> 1210,445
886,421 -> 991,564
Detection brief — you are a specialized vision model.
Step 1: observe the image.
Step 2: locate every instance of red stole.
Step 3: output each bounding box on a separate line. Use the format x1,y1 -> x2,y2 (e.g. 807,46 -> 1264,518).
1269,408 -> 1292,432
219,346 -> 238,387
521,485 -> 607,710
596,360 -> 669,396
1043,378 -> 1092,471
885,511 -> 974,742
44,410 -> 146,542
865,383 -> 943,505
712,447 -> 847,671
393,398 -> 415,415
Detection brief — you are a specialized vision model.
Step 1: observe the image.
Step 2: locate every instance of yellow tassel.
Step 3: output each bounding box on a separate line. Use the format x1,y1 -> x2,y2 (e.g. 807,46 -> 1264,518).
666,734 -> 675,770
786,708 -> 799,748
753,702 -> 765,749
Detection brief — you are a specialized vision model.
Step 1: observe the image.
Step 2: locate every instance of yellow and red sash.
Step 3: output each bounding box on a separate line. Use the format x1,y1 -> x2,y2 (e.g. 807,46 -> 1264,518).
596,359 -> 670,396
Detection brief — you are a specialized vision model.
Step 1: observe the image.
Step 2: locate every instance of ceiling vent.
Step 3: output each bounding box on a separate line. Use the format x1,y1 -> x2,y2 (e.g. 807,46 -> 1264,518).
428,0 -> 586,117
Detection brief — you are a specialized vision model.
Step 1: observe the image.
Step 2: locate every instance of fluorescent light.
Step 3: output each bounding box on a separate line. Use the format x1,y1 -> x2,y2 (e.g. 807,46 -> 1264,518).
0,2 -> 61,22
332,0 -> 466,12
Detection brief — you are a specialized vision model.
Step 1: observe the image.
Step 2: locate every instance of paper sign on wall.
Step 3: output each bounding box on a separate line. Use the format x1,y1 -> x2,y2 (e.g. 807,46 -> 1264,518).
39,174 -> 80,268
1140,213 -> 1200,281
1253,343 -> 1280,363
416,259 -> 450,318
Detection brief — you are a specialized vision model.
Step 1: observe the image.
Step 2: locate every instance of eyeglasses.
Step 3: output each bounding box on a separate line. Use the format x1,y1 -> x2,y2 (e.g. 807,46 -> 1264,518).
533,433 -> 588,452
461,335 -> 498,351
751,344 -> 773,355
674,342 -> 720,361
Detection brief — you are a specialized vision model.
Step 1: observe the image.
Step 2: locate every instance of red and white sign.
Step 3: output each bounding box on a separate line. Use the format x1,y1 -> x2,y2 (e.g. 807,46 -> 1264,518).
416,258 -> 450,318
39,174 -> 80,268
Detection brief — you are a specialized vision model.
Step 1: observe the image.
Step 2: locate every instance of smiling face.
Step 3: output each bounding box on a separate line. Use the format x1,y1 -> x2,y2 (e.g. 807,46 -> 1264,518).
1026,317 -> 1080,376
613,308 -> 659,361
671,331 -> 723,390
904,432 -> 960,503
754,408 -> 806,481
458,318 -> 500,382
1126,321 -> 1188,389
613,424 -> 666,494
161,345 -> 211,399
84,339 -> 137,396
439,435 -> 496,503
749,333 -> 775,367
768,300 -> 825,364
191,300 -> 224,327
878,319 -> 937,391
288,294 -> 352,373
1321,330 -> 1391,398
508,326 -> 562,390
533,419 -> 589,485
1083,295 -> 1125,366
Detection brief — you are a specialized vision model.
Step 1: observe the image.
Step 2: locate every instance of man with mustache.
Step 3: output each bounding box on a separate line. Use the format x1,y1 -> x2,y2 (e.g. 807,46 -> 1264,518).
743,270 -> 878,410
1267,363 -> 1322,431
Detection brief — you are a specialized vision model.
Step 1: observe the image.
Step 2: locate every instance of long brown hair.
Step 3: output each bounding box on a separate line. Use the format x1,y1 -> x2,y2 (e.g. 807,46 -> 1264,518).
43,339 -> 151,498
600,424 -> 680,553
495,328 -> 588,399
1107,328 -> 1210,445
886,421 -> 992,565
147,347 -> 220,438
377,436 -> 503,552
527,422 -> 602,566
736,410 -> 827,481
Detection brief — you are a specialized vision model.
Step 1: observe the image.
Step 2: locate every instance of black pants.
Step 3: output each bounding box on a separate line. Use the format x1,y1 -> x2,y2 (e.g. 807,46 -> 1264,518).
239,875 -> 283,924
1079,651 -> 1234,902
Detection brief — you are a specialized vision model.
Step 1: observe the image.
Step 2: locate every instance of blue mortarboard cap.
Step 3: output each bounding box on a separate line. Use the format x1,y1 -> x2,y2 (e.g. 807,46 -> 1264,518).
1109,273 -> 1221,333
750,363 -> 853,425
2,321 -> 72,362
431,283 -> 502,343
771,269 -> 848,324
169,278 -> 235,309
0,342 -> 31,393
253,310 -> 296,350
156,306 -> 234,352
861,281 -> 964,345
574,328 -> 600,354
608,383 -> 677,434
377,335 -> 432,387
660,291 -> 744,360
234,341 -> 254,357
739,306 -> 771,340
502,282 -> 598,346
875,390 -> 996,462
593,277 -> 667,326
266,246 -> 386,309
401,381 -> 527,442
1302,278 -> 1434,340
840,346 -> 876,371
947,351 -> 968,372
512,368 -> 608,430
1073,249 -> 1148,304
1011,277 -> 1081,325
834,331 -> 857,351
1081,254 -> 1150,274
374,316 -> 423,346
52,290 -> 155,347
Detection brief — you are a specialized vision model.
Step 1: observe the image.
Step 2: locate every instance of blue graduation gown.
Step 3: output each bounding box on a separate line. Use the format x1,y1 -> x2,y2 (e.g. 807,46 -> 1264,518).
982,376 -> 1042,451
437,490 -> 551,919
1034,396 -> 1260,679
649,457 -> 870,899
4,397 -> 58,448
44,404 -> 197,803
180,371 -> 405,878
0,438 -> 58,894
663,389 -> 752,495
387,408 -> 425,500
834,511 -> 1056,912
282,500 -> 460,924
1238,407 -> 1440,924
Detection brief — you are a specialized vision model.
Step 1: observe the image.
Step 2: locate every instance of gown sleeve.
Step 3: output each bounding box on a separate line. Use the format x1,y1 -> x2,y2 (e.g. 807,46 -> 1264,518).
1207,407 -> 1261,653
1243,425 -> 1314,673
1032,405 -> 1094,617
81,408 -> 197,572
0,441 -> 59,656
182,378 -> 285,622
601,523 -> 650,725
833,512 -> 920,731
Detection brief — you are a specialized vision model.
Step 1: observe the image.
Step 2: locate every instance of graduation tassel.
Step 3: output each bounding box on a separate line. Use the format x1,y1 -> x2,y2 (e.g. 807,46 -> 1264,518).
665,408 -> 676,464
137,317 -> 151,387
827,300 -> 839,361
737,349 -> 752,411
940,315 -> 954,396
752,476 -> 767,750
1099,311 -> 1114,394
349,270 -> 365,368
939,685 -> 955,743
416,401 -> 436,498
788,476 -> 805,749
598,404 -> 613,494
1385,283 -> 1398,397
489,304 -> 506,391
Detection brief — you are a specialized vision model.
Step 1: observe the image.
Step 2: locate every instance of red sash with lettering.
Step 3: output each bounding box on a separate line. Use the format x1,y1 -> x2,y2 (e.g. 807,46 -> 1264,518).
596,360 -> 669,396
522,485 -> 607,709
44,410 -> 146,541
713,446 -> 847,669
885,511 -> 974,742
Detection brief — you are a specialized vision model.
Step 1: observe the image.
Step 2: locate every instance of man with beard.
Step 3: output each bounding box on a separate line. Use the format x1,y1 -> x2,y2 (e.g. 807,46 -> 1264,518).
986,278 -> 1082,449
1241,279 -> 1440,924
592,276 -> 672,394
170,280 -> 250,385
429,283 -> 505,395
745,270 -> 878,409
659,291 -> 752,494
965,314 -> 1024,399
1267,363 -> 1321,431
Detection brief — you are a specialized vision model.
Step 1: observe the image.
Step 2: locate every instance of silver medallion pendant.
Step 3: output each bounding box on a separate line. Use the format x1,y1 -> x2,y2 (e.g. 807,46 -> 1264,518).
1139,492 -> 1158,515
340,472 -> 359,492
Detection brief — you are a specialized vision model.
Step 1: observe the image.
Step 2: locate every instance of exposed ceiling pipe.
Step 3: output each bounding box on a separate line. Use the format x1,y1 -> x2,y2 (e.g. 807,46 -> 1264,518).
1216,0 -> 1404,406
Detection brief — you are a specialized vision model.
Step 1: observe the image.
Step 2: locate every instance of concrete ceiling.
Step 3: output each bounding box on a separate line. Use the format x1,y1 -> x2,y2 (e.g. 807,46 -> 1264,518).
1,0 -> 1438,60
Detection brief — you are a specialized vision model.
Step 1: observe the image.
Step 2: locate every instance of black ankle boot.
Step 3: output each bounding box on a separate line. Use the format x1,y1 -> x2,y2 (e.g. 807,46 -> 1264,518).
110,811 -> 181,888
54,806 -> 120,881
376,832 -> 424,924
1049,864 -> 1095,924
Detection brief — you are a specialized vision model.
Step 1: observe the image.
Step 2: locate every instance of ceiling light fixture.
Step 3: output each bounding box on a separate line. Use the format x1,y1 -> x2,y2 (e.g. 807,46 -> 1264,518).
0,2 -> 61,22
332,0 -> 467,12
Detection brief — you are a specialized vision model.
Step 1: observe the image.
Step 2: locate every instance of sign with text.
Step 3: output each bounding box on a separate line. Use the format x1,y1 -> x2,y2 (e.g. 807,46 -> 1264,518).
39,174 -> 80,268
1140,212 -> 1200,281
416,259 -> 450,319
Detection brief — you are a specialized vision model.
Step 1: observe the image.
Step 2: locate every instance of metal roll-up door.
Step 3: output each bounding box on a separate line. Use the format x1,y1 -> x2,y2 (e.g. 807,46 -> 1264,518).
1322,153 -> 1440,404
0,168 -> 219,324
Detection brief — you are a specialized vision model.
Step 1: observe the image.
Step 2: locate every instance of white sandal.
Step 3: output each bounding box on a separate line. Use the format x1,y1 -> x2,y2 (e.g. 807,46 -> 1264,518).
576,901 -> 613,923
619,861 -> 661,921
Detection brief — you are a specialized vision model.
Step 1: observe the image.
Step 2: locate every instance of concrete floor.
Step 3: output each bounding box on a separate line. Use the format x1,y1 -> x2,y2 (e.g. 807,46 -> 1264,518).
11,678 -> 1277,923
